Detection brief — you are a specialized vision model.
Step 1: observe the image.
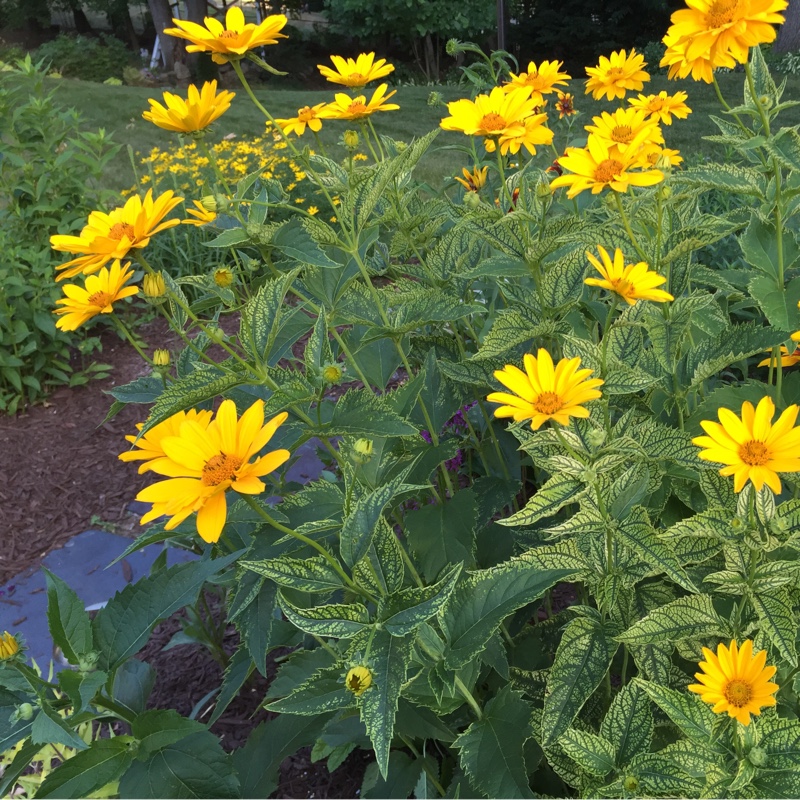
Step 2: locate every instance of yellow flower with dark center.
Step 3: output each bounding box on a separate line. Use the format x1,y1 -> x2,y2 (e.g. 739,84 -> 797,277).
0,631 -> 19,660
119,409 -> 214,474
503,60 -> 571,104
440,85 -> 536,139
318,53 -> 394,87
275,103 -> 326,137
308,206 -> 319,215
345,665 -> 373,695
54,261 -> 139,332
319,84 -> 399,120
484,112 -> 554,156
135,400 -> 290,543
585,107 -> 663,154
183,200 -> 217,226
629,90 -> 692,124
213,266 -> 234,288
164,6 -> 288,65
143,271 -> 166,299
555,91 -> 577,119
455,165 -> 489,192
689,639 -> 778,726
51,190 -> 182,280
549,134 -> 664,198
661,0 -> 787,81
487,349 -> 604,430
692,395 -> 800,493
142,81 -> 235,133
585,49 -> 650,101
585,246 -> 673,305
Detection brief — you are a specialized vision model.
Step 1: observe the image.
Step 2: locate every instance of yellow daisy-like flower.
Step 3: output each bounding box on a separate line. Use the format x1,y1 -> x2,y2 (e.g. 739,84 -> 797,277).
629,90 -> 692,125
164,6 -> 288,65
689,639 -> 778,726
345,665 -> 373,696
182,199 -> 217,226
119,409 -> 214,474
275,103 -> 326,137
660,30 -> 717,82
51,189 -> 183,280
662,0 -> 787,80
758,332 -> 800,367
319,84 -> 399,120
455,165 -> 489,192
555,91 -> 577,119
318,52 -> 394,87
585,49 -> 650,101
135,400 -> 290,543
142,80 -> 235,133
692,395 -> 800,493
585,107 -> 663,154
53,260 -> 139,332
503,60 -> 571,104
549,134 -> 664,198
0,631 -> 20,660
637,143 -> 684,168
487,349 -> 604,430
439,85 -> 536,139
585,246 -> 673,305
485,112 -> 554,156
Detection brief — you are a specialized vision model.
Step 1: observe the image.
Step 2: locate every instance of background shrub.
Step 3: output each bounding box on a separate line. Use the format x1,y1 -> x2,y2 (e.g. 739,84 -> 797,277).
35,33 -> 135,82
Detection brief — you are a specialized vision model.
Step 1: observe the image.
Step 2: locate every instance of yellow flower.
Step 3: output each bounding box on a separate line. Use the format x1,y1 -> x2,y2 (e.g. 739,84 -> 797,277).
487,349 -> 604,430
549,134 -> 664,198
0,631 -> 20,660
629,90 -> 692,124
213,266 -> 234,288
308,206 -> 319,215
692,395 -> 800,493
555,91 -> 577,119
142,271 -> 167,300
455,165 -> 489,192
585,49 -> 650,101
758,333 -> 800,367
485,112 -> 554,156
135,400 -> 290,543
585,107 -> 663,154
318,52 -> 394,87
51,190 -> 183,280
142,80 -> 235,133
183,199 -> 217,226
440,85 -> 536,139
275,103 -> 326,137
503,60 -> 571,104
637,143 -> 684,168
153,349 -> 171,367
164,6 -> 288,65
119,409 -> 214,474
689,639 -> 778,726
345,666 -> 373,695
54,261 -> 139,332
319,84 -> 399,120
585,246 -> 673,305
662,0 -> 787,81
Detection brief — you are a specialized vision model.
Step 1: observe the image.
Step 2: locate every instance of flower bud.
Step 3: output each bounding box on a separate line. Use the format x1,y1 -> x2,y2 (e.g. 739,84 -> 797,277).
352,438 -> 374,464
535,179 -> 553,199
748,747 -> 768,767
153,349 -> 170,367
462,190 -> 481,209
586,428 -> 606,449
214,193 -> 230,212
343,129 -> 360,150
623,776 -> 639,793
213,267 -> 234,288
16,702 -> 34,721
658,184 -> 673,200
322,363 -> 345,385
142,272 -> 167,304
759,95 -> 773,109
205,324 -> 226,344
0,631 -> 20,661
656,154 -> 674,172
427,91 -> 444,107
730,517 -> 745,533
345,665 -> 373,696
445,38 -> 463,56
200,195 -> 218,213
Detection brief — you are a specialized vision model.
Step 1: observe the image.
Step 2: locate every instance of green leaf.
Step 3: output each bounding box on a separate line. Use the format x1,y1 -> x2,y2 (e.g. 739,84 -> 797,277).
749,273 -> 800,332
471,308 -> 559,362
112,660 -> 155,716
759,715 -> 800,770
542,616 -> 617,745
204,226 -> 251,248
273,218 -> 339,268
603,364 -> 661,395
404,488 -> 477,582
540,247 -> 587,309
617,594 -> 726,644
31,701 -> 88,751
741,212 -> 800,280
749,587 -> 798,666
677,163 -> 765,197
265,664 -> 355,715
360,629 -> 414,778
36,737 -> 135,798
131,709 -> 205,760
454,685 -> 534,799
44,569 -> 92,666
378,562 -> 462,636
635,679 -> 718,744
240,556 -> 345,593
559,728 -> 616,776
628,751 -> 703,796
93,553 -> 242,669
442,562 -> 574,668
600,682 -> 653,768
119,731 -> 239,799
106,375 -> 164,404
325,390 -> 418,437
209,646 -> 254,726
498,474 -> 584,527
278,592 -> 370,638
615,507 -> 697,592
58,670 -> 107,716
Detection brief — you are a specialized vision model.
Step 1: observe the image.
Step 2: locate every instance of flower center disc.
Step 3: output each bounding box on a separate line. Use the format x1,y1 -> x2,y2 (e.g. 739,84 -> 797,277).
533,391 -> 563,415
298,106 -> 316,121
346,101 -> 368,116
202,452 -> 243,486
348,72 -> 365,83
611,125 -> 634,143
724,679 -> 753,708
706,0 -> 739,28
595,158 -> 624,183
348,674 -> 364,691
739,440 -> 770,466
649,98 -> 665,111
87,291 -> 112,307
108,222 -> 136,241
479,112 -> 507,132
610,278 -> 634,298
607,67 -> 625,79
219,30 -> 240,39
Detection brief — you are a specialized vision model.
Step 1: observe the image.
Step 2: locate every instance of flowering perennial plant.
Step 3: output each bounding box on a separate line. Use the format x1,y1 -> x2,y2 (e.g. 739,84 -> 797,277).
10,2 -> 800,799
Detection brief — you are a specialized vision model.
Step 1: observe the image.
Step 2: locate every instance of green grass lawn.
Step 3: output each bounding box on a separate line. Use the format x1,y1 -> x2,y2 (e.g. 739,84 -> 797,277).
48,71 -> 800,196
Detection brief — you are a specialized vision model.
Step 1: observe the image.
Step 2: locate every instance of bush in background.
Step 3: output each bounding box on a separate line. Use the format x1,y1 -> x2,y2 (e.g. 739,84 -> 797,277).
35,33 -> 135,82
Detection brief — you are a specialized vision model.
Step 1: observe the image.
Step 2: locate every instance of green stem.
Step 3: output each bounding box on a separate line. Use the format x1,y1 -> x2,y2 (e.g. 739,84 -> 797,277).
454,675 -> 483,719
113,317 -> 153,367
613,193 -> 648,263
494,142 -> 514,210
359,121 -> 381,163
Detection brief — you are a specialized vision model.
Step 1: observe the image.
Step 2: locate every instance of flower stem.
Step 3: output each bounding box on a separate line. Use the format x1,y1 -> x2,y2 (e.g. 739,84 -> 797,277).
613,192 -> 648,263
454,675 -> 483,719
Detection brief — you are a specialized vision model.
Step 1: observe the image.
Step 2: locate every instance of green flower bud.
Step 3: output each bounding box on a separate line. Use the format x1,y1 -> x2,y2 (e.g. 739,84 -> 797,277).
445,38 -> 462,56
427,91 -> 444,107
213,266 -> 234,288
322,362 -> 345,385
352,438 -> 374,464
462,190 -> 481,209
658,184 -> 673,200
200,195 -> 218,213
142,272 -> 167,305
16,702 -> 34,721
748,746 -> 768,767
623,776 -> 639,793
343,130 -> 360,149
